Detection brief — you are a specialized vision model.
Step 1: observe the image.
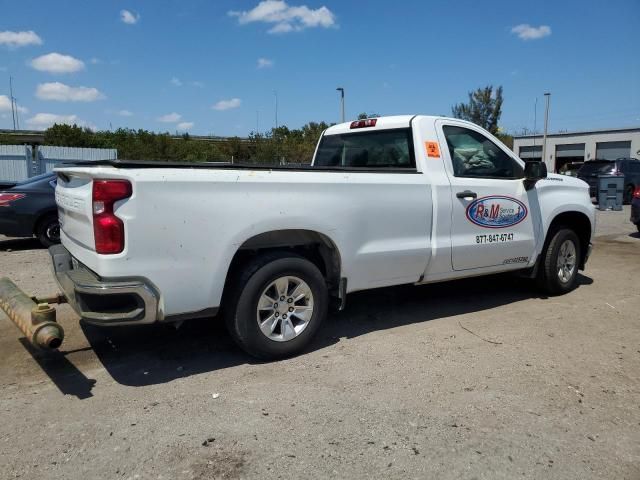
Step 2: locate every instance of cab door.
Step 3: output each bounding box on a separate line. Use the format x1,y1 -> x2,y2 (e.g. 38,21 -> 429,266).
435,120 -> 537,271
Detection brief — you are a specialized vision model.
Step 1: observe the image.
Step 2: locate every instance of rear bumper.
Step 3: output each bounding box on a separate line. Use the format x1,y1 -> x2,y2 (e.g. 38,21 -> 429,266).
49,244 -> 160,326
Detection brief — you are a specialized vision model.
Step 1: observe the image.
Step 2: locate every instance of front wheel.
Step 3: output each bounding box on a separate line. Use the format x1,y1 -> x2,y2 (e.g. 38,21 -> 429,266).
224,253 -> 328,359
537,228 -> 581,295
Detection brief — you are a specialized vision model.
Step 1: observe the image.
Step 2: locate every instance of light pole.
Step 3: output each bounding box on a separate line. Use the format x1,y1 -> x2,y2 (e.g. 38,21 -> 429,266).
273,90 -> 278,130
336,87 -> 345,123
542,92 -> 551,170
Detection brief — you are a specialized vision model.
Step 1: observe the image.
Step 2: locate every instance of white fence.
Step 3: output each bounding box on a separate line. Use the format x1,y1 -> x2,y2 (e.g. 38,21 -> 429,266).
0,145 -> 117,183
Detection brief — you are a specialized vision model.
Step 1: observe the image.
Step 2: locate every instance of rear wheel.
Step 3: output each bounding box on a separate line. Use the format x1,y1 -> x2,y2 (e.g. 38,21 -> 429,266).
35,214 -> 60,248
537,228 -> 581,295
224,252 -> 328,359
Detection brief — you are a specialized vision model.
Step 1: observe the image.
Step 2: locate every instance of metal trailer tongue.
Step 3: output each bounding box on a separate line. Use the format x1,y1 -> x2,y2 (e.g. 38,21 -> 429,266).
0,277 -> 66,350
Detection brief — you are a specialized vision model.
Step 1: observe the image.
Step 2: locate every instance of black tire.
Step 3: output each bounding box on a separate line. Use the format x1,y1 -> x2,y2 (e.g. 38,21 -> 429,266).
537,228 -> 581,295
224,252 -> 328,359
636,224 -> 640,234
35,214 -> 60,248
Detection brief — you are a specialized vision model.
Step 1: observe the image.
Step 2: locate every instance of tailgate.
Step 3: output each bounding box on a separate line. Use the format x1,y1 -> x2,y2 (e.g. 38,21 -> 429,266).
55,170 -> 95,251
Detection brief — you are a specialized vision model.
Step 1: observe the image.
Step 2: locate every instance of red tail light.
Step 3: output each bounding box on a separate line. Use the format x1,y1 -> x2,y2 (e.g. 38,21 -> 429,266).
634,186 -> 640,199
350,119 -> 377,129
0,193 -> 26,207
92,180 -> 132,254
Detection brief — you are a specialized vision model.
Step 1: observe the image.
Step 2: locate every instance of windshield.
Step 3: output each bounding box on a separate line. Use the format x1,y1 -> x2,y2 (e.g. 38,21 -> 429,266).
314,128 -> 415,169
578,161 -> 615,176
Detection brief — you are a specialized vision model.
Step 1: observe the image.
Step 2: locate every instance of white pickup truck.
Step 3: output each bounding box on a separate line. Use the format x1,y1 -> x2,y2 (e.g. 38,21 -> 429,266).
52,115 -> 595,358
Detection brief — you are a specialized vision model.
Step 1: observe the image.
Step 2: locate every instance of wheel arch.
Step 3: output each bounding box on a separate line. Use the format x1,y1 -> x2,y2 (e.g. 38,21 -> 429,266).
32,209 -> 58,236
545,211 -> 592,269
222,229 -> 343,303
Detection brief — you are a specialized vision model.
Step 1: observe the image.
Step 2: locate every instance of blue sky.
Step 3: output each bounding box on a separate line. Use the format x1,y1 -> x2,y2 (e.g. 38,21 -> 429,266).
1,0 -> 638,136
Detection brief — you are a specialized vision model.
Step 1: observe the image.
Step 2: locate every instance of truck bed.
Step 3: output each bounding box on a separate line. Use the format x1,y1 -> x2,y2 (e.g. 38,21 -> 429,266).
57,159 -> 417,174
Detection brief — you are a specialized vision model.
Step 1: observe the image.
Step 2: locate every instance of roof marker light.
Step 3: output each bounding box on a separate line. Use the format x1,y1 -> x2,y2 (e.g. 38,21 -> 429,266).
350,119 -> 377,129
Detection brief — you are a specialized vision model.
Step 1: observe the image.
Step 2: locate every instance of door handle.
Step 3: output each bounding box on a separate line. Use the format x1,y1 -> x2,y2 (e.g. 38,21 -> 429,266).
456,190 -> 477,199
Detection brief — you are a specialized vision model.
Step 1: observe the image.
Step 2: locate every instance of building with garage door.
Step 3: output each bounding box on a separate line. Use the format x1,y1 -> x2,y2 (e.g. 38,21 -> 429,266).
512,127 -> 640,173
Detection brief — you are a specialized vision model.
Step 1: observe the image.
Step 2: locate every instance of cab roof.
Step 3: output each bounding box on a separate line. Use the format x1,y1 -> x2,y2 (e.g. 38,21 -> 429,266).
323,115 -> 461,135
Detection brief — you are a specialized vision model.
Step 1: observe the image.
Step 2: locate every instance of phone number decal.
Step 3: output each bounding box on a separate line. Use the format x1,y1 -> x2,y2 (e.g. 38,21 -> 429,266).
476,233 -> 514,244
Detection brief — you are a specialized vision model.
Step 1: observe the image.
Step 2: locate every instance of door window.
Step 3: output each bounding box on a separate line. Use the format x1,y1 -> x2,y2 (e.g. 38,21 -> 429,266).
443,125 -> 523,179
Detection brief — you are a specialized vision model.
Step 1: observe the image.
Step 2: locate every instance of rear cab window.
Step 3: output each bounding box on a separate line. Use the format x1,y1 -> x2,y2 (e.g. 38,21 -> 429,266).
314,128 -> 416,169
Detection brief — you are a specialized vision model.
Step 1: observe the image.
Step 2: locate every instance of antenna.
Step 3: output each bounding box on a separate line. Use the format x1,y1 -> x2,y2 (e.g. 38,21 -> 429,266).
9,76 -> 16,131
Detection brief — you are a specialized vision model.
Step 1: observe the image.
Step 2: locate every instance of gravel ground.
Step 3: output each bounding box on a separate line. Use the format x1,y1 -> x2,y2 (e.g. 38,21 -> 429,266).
0,207 -> 638,480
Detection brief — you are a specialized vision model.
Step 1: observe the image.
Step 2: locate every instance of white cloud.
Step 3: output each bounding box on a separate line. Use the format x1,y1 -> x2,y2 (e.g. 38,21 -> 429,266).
26,113 -> 94,130
229,1 -> 336,34
90,57 -> 102,64
117,109 -> 133,116
157,112 -> 182,122
36,82 -> 105,102
212,98 -> 241,111
120,9 -> 140,25
257,57 -> 274,68
170,77 -> 183,87
190,81 -> 204,88
0,30 -> 42,48
177,121 -> 194,131
511,24 -> 551,41
0,95 -> 28,113
30,53 -> 85,74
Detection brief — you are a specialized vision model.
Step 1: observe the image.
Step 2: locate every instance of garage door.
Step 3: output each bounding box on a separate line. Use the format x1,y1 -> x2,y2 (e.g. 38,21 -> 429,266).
596,141 -> 631,160
519,145 -> 542,161
556,143 -> 585,159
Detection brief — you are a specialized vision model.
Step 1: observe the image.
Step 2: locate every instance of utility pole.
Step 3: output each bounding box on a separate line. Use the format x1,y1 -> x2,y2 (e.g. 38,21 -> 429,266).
273,90 -> 278,130
336,87 -> 345,123
9,76 -> 16,131
256,110 -> 259,134
542,92 -> 551,170
533,97 -> 537,149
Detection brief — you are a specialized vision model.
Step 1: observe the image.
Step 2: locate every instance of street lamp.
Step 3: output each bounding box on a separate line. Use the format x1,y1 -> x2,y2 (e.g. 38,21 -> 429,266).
336,87 -> 345,123
542,92 -> 551,170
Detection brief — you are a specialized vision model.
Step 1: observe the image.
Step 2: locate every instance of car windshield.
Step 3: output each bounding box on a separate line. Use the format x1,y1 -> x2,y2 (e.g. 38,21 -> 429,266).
578,161 -> 615,175
15,172 -> 55,186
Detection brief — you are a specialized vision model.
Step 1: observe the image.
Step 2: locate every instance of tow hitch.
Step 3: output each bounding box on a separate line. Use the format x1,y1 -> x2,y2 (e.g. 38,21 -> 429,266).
0,277 -> 66,350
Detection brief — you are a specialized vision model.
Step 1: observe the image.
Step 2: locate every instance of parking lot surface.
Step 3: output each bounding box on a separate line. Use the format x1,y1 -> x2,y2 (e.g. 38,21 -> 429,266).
1,208 -> 639,480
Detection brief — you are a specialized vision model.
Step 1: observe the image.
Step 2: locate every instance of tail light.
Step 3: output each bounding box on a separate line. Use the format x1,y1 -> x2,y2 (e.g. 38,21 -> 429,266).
634,186 -> 640,199
0,193 -> 26,207
92,180 -> 132,254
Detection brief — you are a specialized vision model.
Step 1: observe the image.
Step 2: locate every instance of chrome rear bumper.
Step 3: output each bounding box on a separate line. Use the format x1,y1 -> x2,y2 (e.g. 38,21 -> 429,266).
49,244 -> 159,326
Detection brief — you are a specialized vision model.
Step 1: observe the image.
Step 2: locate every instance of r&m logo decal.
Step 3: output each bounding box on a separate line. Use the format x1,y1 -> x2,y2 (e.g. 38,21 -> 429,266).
466,195 -> 528,229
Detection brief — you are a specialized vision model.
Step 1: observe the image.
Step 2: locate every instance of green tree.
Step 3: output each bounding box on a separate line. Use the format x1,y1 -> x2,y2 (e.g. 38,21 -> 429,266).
357,112 -> 380,120
451,85 -> 503,134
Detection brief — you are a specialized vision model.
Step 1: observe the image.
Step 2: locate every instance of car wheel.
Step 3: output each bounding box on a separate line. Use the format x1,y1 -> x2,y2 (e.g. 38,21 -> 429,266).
36,214 -> 60,248
224,252 -> 328,359
537,228 -> 581,295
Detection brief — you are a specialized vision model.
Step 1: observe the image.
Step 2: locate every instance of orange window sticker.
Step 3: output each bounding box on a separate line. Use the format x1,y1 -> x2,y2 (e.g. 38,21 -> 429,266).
426,141 -> 440,158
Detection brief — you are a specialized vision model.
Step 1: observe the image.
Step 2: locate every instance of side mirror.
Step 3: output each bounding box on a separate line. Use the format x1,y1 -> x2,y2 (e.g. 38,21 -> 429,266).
524,161 -> 547,189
